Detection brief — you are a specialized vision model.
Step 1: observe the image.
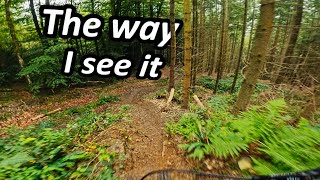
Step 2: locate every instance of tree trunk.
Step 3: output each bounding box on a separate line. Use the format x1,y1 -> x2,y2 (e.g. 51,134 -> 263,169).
199,0 -> 205,73
111,0 -> 116,16
228,26 -> 238,74
207,4 -> 218,76
276,0 -> 304,84
214,0 -> 228,94
90,0 -> 100,56
271,16 -> 291,82
30,0 -> 47,47
233,0 -> 275,113
265,25 -> 280,79
231,0 -> 248,93
5,0 -> 32,85
182,0 -> 192,109
245,0 -> 256,64
191,0 -> 198,87
149,0 -> 154,18
168,0 -> 176,91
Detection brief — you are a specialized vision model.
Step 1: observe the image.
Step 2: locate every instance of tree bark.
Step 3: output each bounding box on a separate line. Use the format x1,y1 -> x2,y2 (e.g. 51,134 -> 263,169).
182,0 -> 192,109
214,0 -> 228,94
276,0 -> 304,84
111,0 -> 116,16
231,0 -> 248,93
207,3 -> 218,76
265,25 -> 280,79
191,0 -> 198,87
271,16 -> 291,82
199,0 -> 205,73
90,0 -> 100,56
233,0 -> 275,113
168,0 -> 176,91
29,0 -> 47,47
5,0 -> 32,85
245,0 -> 256,64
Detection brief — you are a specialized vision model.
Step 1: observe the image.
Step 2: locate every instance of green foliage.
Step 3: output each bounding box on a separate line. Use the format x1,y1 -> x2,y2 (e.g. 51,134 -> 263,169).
0,127 -> 116,179
166,113 -> 202,140
95,95 -> 120,107
0,97 -> 128,179
0,71 -> 10,85
207,94 -> 237,112
19,44 -> 82,93
168,99 -> 320,175
68,107 -> 128,142
0,59 -> 19,86
197,76 -> 270,94
168,113 -> 248,159
254,119 -> 320,174
62,95 -> 120,117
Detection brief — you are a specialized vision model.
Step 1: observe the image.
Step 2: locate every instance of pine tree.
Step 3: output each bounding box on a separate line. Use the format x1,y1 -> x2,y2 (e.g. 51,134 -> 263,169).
233,0 -> 275,113
182,0 -> 192,109
168,0 -> 176,91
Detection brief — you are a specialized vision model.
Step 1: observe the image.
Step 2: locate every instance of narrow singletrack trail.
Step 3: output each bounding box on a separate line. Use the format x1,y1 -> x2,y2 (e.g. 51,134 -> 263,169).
93,80 -> 192,179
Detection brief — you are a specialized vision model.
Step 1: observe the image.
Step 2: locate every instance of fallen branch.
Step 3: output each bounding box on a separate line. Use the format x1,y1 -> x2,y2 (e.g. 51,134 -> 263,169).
193,95 -> 205,109
166,88 -> 175,105
31,108 -> 62,121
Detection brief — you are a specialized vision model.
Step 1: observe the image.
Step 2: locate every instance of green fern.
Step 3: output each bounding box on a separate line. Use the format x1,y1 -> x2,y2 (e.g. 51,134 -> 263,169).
169,98 -> 320,175
257,123 -> 320,173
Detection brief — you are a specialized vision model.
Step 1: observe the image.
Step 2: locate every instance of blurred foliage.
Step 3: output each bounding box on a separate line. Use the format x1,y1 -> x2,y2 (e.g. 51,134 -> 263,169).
167,99 -> 320,175
0,95 -> 126,179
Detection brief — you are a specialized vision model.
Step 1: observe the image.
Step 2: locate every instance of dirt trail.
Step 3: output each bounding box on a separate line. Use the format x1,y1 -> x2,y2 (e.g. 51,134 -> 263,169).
93,80 -> 192,179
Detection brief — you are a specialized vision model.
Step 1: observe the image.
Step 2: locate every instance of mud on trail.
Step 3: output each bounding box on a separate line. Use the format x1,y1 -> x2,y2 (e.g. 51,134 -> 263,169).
0,78 -> 193,178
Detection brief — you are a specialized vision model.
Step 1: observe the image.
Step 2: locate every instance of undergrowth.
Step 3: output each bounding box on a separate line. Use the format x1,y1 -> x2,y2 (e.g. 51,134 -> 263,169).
166,99 -> 320,175
197,76 -> 270,94
0,95 -> 126,179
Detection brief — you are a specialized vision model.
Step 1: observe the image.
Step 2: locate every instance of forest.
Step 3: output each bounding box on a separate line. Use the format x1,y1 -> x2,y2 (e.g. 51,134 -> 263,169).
0,0 -> 319,179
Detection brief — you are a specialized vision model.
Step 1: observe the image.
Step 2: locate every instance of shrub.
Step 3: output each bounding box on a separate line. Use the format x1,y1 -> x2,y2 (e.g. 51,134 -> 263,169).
19,44 -> 82,93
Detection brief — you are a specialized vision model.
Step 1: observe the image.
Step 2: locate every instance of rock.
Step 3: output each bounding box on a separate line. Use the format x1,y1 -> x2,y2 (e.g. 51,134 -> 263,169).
204,159 -> 213,170
238,157 -> 252,170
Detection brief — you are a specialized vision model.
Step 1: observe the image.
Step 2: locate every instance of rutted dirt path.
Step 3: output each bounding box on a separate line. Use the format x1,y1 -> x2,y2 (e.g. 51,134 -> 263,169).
93,80 -> 192,179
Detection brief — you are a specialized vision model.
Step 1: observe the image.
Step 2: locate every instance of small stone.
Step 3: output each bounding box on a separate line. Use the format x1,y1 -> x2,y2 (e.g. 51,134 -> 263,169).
238,157 -> 252,170
204,159 -> 213,170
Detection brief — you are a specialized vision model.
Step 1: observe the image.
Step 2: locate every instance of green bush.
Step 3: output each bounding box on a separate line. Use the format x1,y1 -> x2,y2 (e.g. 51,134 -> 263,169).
167,99 -> 320,174
19,44 -> 82,93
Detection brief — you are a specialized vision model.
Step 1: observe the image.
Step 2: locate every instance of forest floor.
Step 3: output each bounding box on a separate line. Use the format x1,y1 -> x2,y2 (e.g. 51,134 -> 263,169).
2,72 -> 314,179
0,74 -> 203,178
